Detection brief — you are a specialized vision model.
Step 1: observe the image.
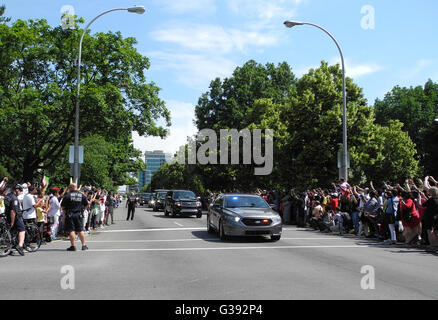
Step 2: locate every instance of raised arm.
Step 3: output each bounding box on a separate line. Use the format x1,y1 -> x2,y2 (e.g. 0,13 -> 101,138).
370,181 -> 376,193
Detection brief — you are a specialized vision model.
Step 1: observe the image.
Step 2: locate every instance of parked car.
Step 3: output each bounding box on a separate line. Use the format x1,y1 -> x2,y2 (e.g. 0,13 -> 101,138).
152,190 -> 169,212
207,194 -> 282,241
164,190 -> 202,218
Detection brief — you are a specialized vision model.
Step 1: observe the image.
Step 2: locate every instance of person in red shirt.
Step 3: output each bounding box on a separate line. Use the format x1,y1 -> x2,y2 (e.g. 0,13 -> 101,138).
399,191 -> 422,245
329,193 -> 339,213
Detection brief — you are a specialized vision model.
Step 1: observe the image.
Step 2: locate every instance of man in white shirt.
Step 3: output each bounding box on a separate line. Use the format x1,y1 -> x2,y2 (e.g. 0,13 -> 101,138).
22,185 -> 37,221
47,189 -> 61,240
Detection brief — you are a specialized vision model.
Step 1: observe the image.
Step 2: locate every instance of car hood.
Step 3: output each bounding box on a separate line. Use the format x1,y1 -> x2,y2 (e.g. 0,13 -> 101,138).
225,207 -> 278,218
176,198 -> 197,201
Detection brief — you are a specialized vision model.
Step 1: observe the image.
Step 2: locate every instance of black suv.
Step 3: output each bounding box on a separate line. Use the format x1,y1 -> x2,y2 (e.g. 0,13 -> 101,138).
164,190 -> 202,218
139,193 -> 151,206
152,190 -> 169,212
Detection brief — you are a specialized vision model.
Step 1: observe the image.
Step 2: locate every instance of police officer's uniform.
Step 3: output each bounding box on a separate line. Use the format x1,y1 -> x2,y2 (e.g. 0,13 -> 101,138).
126,194 -> 137,221
5,192 -> 25,233
62,190 -> 88,233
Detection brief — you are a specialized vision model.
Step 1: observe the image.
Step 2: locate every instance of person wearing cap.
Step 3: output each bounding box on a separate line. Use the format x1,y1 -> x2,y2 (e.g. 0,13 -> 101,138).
5,185 -> 26,255
61,183 -> 89,251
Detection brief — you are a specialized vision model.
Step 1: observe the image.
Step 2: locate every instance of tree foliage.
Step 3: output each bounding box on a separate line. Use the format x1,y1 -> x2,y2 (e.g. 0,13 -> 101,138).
169,60 -> 420,191
374,80 -> 438,176
0,17 -> 170,185
0,5 -> 10,24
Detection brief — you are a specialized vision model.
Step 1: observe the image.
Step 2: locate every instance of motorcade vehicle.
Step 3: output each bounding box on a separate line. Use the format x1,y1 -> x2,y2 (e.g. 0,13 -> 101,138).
138,193 -> 152,206
207,194 -> 282,241
164,190 -> 202,218
152,190 -> 169,212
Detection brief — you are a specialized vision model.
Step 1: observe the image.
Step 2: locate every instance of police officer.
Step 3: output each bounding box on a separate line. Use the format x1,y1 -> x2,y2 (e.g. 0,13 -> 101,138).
126,192 -> 138,221
61,183 -> 89,251
5,184 -> 26,256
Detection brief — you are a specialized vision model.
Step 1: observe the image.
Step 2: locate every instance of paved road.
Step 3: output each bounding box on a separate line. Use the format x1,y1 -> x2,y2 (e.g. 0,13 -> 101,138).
1,202 -> 437,300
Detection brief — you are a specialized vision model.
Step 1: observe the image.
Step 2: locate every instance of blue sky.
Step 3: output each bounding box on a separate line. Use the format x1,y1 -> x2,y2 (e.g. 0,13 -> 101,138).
2,0 -> 438,155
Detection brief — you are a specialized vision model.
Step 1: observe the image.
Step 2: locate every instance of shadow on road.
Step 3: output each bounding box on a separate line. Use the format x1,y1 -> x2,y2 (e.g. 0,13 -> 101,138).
191,230 -> 274,244
152,214 -> 202,220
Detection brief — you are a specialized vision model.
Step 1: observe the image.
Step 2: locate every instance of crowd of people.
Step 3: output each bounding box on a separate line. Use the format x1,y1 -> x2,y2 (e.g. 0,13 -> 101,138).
255,177 -> 438,251
198,176 -> 438,252
2,174 -> 438,255
0,177 -> 123,255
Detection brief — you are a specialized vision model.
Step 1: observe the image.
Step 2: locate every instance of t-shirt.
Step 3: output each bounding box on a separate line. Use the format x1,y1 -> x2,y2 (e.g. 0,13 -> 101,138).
5,193 -> 22,220
47,196 -> 61,217
22,193 -> 36,219
385,196 -> 399,216
127,195 -> 138,208
364,198 -> 379,217
329,198 -> 339,212
62,191 -> 88,214
423,198 -> 438,227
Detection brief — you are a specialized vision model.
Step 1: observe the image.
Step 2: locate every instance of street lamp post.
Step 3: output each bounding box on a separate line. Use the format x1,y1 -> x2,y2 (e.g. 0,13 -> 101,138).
284,21 -> 349,181
73,6 -> 145,185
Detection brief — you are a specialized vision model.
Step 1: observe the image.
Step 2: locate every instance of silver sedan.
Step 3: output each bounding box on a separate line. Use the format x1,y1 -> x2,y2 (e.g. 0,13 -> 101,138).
207,194 -> 282,241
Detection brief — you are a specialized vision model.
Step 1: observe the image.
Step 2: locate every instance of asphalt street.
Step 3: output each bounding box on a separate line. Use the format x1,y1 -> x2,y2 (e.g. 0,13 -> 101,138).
1,202 -> 437,300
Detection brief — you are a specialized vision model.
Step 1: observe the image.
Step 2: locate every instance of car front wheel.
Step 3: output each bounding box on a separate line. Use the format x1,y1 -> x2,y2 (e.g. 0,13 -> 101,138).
207,215 -> 215,234
219,220 -> 227,241
271,235 -> 281,241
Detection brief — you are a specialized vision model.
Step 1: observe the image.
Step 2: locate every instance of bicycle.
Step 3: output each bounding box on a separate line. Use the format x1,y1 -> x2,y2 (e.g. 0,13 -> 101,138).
10,219 -> 42,253
0,213 -> 12,257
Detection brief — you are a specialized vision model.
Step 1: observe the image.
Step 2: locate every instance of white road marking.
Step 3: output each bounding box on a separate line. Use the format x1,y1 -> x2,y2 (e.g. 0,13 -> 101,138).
99,227 -> 330,233
85,237 -> 340,243
174,222 -> 184,227
87,245 -> 367,253
99,227 -> 204,233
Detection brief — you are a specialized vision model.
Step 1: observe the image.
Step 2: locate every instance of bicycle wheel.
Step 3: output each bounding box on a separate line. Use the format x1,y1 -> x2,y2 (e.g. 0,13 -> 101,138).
24,223 -> 42,252
0,227 -> 12,257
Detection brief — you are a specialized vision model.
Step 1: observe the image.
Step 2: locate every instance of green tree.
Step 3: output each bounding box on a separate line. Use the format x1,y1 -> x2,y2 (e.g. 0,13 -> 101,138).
194,60 -> 296,191
374,80 -> 438,175
0,18 -> 170,183
150,162 -> 205,195
192,60 -> 419,190
0,5 -> 11,23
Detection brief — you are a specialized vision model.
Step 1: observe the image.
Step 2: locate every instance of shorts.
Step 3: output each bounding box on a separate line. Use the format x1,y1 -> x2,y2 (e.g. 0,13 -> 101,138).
64,212 -> 84,233
13,216 -> 26,232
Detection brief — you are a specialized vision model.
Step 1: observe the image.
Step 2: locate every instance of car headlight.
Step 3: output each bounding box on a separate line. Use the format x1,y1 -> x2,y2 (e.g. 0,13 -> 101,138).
272,216 -> 282,223
176,202 -> 181,207
233,216 -> 241,223
196,201 -> 202,207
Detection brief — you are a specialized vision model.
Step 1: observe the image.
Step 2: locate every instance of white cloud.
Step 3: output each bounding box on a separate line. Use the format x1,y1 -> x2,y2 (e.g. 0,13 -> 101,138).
132,100 -> 198,155
329,57 -> 383,78
227,0 -> 304,29
294,58 -> 382,79
150,25 -> 279,54
401,59 -> 436,80
148,51 -> 237,90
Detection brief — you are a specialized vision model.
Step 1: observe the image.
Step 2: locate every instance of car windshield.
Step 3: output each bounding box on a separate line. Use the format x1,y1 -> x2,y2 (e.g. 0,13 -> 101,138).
224,196 -> 270,209
157,192 -> 167,199
174,191 -> 196,200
